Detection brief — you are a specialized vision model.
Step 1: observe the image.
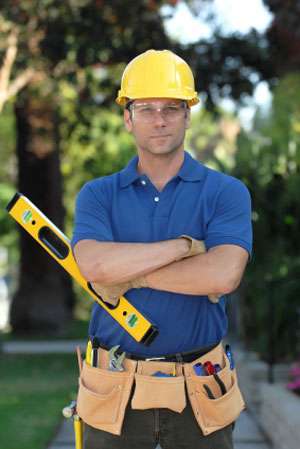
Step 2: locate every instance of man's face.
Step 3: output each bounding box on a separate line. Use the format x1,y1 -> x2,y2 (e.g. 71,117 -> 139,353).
124,98 -> 191,157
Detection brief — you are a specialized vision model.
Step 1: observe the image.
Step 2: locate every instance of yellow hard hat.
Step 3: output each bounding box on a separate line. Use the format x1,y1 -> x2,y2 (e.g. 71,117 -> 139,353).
116,49 -> 199,107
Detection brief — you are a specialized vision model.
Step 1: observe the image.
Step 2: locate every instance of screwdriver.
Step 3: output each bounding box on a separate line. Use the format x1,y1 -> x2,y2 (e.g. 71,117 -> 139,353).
86,341 -> 92,365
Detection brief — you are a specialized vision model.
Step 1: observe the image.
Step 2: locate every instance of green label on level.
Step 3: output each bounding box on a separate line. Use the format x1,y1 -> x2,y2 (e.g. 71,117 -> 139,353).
126,313 -> 138,328
22,210 -> 33,224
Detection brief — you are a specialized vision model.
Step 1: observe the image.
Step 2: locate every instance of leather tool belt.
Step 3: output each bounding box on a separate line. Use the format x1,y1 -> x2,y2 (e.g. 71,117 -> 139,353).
76,342 -> 245,437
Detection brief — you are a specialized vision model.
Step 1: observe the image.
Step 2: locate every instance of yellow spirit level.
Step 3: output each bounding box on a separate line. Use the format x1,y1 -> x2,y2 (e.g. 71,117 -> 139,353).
6,193 -> 159,346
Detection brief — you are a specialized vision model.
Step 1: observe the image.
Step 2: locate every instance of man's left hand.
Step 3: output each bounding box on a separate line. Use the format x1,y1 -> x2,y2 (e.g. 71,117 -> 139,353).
176,235 -> 221,303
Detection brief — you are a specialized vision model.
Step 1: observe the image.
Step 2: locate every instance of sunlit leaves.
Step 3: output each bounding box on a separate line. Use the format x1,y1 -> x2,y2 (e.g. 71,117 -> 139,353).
232,74 -> 300,359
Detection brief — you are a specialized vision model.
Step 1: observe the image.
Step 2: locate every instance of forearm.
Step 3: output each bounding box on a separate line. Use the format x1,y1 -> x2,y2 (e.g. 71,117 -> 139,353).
74,238 -> 190,285
146,245 -> 249,296
145,256 -> 219,296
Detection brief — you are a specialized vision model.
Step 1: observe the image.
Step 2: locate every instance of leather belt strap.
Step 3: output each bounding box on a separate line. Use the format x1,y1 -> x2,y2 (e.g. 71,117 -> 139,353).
99,342 -> 219,364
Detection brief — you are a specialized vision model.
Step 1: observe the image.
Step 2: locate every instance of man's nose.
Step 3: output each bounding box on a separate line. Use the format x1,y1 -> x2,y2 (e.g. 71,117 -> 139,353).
153,108 -> 167,125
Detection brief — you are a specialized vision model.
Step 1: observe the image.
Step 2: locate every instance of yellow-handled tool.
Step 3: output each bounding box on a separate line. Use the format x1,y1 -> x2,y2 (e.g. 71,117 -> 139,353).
6,193 -> 159,346
62,401 -> 82,449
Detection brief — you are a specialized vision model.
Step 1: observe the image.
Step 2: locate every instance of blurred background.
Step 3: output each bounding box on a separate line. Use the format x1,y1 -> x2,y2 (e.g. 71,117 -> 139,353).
0,1 -> 299,448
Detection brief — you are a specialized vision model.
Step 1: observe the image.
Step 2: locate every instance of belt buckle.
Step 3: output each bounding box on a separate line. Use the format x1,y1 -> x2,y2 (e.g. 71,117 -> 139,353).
145,356 -> 166,362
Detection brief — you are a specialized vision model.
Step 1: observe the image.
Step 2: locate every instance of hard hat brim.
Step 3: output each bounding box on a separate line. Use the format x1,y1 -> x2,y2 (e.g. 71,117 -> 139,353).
116,93 -> 199,107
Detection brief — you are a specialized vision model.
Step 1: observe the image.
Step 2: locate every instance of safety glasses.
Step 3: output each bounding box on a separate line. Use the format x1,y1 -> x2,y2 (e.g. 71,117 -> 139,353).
128,101 -> 187,123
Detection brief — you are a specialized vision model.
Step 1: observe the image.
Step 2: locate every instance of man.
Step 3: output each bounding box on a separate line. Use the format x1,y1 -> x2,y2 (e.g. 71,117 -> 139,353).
72,49 -> 252,449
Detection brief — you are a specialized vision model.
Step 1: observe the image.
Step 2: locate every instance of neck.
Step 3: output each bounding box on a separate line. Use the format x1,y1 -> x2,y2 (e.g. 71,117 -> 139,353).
137,150 -> 185,192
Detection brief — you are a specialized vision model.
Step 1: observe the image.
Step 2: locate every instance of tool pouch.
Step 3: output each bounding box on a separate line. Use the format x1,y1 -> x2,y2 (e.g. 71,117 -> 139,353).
131,360 -> 186,413
76,348 -> 137,436
184,342 -> 245,436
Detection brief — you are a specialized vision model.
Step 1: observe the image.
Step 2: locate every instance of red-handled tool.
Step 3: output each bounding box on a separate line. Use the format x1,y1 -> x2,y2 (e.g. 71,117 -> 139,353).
203,361 -> 216,375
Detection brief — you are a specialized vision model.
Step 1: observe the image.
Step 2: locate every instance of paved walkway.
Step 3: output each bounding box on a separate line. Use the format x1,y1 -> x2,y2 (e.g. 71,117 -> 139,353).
3,340 -> 272,449
2,340 -> 87,354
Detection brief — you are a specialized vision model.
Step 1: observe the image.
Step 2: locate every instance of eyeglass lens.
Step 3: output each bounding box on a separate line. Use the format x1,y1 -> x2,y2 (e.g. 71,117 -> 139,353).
130,102 -> 185,122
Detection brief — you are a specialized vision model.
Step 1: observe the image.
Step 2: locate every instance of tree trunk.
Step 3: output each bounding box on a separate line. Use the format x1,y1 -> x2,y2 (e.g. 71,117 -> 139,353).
10,96 -> 75,336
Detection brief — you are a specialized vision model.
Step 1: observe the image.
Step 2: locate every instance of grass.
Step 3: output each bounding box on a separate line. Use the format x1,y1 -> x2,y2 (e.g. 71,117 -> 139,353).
0,353 -> 79,449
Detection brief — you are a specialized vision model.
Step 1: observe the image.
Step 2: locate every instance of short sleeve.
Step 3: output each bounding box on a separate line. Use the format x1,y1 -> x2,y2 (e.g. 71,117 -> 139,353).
204,178 -> 252,258
71,181 -> 113,251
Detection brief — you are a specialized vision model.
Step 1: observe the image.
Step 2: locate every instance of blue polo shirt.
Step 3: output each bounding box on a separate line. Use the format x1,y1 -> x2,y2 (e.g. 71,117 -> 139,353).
72,151 -> 252,356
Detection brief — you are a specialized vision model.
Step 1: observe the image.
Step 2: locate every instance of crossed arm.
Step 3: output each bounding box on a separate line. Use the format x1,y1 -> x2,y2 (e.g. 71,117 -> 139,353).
73,238 -> 249,297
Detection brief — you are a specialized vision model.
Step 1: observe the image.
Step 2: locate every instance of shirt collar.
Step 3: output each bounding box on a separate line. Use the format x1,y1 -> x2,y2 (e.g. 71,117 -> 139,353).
119,151 -> 204,188
177,151 -> 205,182
120,155 -> 140,188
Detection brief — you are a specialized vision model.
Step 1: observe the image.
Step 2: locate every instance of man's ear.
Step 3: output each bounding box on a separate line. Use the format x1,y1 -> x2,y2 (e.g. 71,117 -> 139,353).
124,109 -> 133,132
185,107 -> 191,130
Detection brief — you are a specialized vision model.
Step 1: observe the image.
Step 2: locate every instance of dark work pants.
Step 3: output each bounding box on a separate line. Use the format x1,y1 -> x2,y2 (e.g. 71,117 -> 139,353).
83,400 -> 234,449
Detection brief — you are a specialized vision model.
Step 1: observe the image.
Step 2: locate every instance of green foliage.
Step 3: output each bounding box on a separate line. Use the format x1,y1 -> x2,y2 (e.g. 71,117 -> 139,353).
58,77 -> 137,237
176,29 -> 276,110
186,106 -> 240,173
0,0 -> 172,102
263,0 -> 300,75
3,318 -> 89,341
0,102 -> 16,213
0,102 -> 17,182
0,103 -> 18,270
0,183 -> 18,269
232,74 -> 300,361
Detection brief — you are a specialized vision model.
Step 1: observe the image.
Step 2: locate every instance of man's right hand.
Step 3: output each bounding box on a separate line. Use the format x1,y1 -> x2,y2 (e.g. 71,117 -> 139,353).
176,235 -> 207,260
91,275 -> 147,306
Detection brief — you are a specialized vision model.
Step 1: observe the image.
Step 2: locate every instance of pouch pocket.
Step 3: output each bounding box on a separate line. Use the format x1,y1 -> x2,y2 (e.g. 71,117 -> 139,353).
131,361 -> 186,413
184,349 -> 245,435
77,360 -> 136,435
